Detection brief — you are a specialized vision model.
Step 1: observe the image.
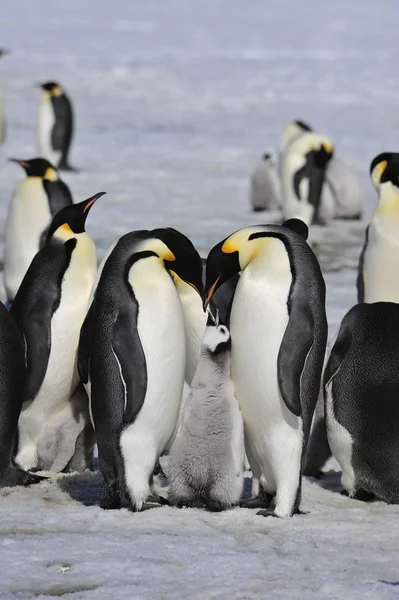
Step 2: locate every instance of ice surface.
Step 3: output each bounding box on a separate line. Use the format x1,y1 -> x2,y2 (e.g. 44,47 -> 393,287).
0,0 -> 398,597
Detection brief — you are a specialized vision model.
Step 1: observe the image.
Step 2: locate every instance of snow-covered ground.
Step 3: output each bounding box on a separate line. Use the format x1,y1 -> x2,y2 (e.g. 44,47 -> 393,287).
1,0 -> 399,598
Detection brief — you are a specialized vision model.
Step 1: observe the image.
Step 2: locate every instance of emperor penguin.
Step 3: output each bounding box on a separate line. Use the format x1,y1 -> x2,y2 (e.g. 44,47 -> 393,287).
250,152 -> 281,212
280,120 -> 362,220
78,227 -> 203,511
325,302 -> 399,503
168,309 -> 244,511
4,158 -> 73,303
205,218 -> 328,517
357,152 -> 399,303
0,49 -> 8,146
281,131 -> 334,225
0,301 -> 44,488
36,81 -> 76,171
10,192 -> 104,472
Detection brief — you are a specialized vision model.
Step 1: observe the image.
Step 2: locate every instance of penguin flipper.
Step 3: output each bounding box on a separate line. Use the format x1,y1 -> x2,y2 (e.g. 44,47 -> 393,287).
10,239 -> 77,400
78,301 -> 95,384
277,303 -> 315,418
356,225 -> 369,303
112,308 -> 147,424
323,310 -> 353,388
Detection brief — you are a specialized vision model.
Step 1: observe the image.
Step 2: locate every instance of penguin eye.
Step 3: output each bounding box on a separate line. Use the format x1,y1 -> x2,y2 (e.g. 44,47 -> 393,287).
219,326 -> 227,335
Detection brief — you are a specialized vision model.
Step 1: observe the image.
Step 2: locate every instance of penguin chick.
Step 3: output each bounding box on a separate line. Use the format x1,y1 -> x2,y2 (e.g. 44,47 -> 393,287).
250,152 -> 281,212
168,312 -> 244,511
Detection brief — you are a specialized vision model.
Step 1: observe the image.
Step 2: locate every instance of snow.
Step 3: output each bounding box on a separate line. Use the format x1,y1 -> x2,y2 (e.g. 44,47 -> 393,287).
1,0 -> 399,597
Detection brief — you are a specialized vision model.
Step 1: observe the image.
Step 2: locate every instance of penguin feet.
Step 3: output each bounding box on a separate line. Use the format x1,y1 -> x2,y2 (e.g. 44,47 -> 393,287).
0,466 -> 46,488
14,445 -> 39,472
256,507 -> 307,518
100,482 -> 122,510
240,490 -> 275,509
341,489 -> 375,502
205,500 -> 225,512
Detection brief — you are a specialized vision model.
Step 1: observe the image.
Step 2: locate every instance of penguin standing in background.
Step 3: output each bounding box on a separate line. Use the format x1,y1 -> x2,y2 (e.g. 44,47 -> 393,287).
4,158 -> 73,303
250,152 -> 281,212
0,301 -> 44,487
168,309 -> 244,511
78,228 -> 203,511
281,131 -> 334,225
0,49 -> 8,146
325,302 -> 399,503
11,192 -> 104,472
205,219 -> 327,517
357,153 -> 399,303
36,81 -> 76,171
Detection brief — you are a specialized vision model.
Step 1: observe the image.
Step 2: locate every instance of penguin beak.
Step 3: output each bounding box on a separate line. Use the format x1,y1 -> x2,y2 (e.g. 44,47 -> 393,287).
9,158 -> 30,169
83,191 -> 106,214
204,241 -> 241,309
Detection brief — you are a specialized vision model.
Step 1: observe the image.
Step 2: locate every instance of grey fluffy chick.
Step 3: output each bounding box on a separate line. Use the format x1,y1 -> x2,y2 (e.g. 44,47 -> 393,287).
168,314 -> 244,511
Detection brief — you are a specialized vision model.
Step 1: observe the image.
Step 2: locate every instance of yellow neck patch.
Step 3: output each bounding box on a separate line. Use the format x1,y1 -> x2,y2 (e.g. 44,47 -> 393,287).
43,167 -> 58,182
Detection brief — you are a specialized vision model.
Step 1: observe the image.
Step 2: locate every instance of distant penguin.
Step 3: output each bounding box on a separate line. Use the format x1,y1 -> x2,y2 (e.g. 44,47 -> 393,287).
0,49 -> 8,146
0,301 -> 44,487
205,219 -> 327,517
250,152 -> 281,212
281,131 -> 334,225
357,153 -> 399,303
4,158 -> 73,303
78,227 -> 203,510
168,309 -> 244,511
11,192 -> 103,472
280,120 -> 362,220
36,81 -> 76,171
325,302 -> 399,503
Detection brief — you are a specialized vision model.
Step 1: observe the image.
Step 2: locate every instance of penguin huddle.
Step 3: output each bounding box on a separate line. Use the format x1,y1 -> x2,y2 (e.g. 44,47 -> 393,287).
250,119 -> 362,225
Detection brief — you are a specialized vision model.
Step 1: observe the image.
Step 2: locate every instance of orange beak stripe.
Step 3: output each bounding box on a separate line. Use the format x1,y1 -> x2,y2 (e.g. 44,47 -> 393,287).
83,197 -> 98,213
187,281 -> 200,295
206,276 -> 220,304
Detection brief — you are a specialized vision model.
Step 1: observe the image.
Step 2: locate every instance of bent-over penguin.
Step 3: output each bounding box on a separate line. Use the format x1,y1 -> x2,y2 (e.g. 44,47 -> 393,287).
36,81 -> 76,171
205,218 -> 327,517
0,301 -> 44,487
78,227 -> 203,510
11,192 -> 103,472
357,152 -> 399,303
168,309 -> 244,510
4,157 -> 73,303
325,302 -> 399,503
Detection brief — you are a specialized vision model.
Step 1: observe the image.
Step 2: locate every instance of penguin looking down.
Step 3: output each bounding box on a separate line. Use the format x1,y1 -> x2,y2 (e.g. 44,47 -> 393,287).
357,152 -> 399,303
36,81 -> 76,171
205,219 -> 327,517
4,157 -> 73,303
11,192 -> 104,473
78,227 -> 203,511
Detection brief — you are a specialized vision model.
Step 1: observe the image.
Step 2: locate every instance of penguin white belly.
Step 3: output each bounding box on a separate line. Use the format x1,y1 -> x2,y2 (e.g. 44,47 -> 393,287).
363,218 -> 399,302
16,237 -> 96,470
178,284 -> 206,385
325,381 -> 355,495
120,261 -> 186,509
37,96 -> 61,167
231,261 -> 303,514
4,179 -> 52,300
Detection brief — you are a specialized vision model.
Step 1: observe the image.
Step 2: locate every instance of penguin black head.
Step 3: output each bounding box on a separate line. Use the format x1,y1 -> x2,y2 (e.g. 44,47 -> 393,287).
39,81 -> 63,95
205,224 -> 304,308
9,157 -> 59,180
294,120 -> 313,132
150,227 -> 204,299
370,153 -> 399,190
46,192 -> 105,240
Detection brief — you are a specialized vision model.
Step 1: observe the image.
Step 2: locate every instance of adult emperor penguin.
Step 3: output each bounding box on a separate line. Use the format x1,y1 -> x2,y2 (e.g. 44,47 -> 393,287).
281,131 -> 334,225
357,153 -> 399,303
168,309 -> 244,511
280,120 -> 362,220
325,302 -> 399,503
250,152 -> 281,212
0,49 -> 8,146
0,301 -> 44,487
205,219 -> 328,517
36,81 -> 76,171
11,192 -> 104,472
4,158 -> 73,303
78,227 -> 203,510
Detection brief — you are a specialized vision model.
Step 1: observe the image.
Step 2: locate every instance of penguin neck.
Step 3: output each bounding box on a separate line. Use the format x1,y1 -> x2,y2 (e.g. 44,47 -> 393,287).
192,346 -> 231,389
56,231 -> 97,287
243,237 -> 291,284
174,278 -> 206,385
372,184 -> 399,240
127,255 -> 171,289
